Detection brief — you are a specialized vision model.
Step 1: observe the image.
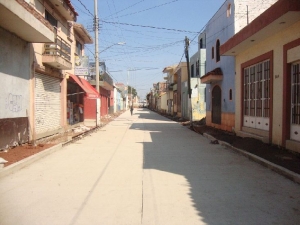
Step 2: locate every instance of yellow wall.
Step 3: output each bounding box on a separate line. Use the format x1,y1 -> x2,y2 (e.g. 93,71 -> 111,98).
235,21 -> 300,145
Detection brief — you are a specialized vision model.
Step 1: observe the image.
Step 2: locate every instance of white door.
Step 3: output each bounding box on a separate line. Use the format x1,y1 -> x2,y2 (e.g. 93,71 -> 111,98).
291,62 -> 300,142
243,60 -> 270,131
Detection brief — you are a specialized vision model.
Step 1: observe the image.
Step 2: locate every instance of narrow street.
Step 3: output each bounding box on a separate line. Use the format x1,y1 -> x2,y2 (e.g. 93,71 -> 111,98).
0,109 -> 299,225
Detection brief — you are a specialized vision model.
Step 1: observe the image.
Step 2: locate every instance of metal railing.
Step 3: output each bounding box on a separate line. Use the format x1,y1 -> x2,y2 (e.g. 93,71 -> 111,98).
44,34 -> 71,62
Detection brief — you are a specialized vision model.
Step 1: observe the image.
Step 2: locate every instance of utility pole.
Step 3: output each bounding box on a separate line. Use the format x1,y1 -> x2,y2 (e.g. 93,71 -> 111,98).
185,36 -> 193,125
94,0 -> 100,126
94,0 -> 99,93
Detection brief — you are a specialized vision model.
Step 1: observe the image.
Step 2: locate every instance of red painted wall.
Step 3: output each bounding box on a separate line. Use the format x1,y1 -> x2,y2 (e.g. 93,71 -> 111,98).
84,97 -> 97,119
101,95 -> 108,116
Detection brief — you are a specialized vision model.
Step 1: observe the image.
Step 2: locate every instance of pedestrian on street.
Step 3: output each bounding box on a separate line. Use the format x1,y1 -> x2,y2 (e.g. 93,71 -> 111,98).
130,105 -> 133,115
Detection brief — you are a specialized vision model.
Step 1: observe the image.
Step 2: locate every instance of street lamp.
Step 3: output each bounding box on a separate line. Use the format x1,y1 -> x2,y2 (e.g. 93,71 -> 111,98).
100,42 -> 126,53
95,42 -> 125,92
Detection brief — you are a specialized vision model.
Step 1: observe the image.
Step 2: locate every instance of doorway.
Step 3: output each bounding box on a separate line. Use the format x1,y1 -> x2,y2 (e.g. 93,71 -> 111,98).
212,85 -> 221,124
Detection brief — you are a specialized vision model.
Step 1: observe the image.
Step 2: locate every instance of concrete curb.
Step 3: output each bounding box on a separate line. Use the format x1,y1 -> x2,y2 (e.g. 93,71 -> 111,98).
0,144 -> 62,179
203,133 -> 300,185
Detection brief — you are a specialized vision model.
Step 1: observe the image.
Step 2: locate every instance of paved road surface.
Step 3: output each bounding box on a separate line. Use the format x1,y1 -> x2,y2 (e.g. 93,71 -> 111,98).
1,109 -> 300,225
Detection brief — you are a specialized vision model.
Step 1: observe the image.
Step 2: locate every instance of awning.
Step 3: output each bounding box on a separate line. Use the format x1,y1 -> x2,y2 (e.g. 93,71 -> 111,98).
200,67 -> 223,84
69,74 -> 100,99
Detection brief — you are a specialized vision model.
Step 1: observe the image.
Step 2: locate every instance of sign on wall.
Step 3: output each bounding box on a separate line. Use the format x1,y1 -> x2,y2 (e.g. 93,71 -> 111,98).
75,56 -> 89,76
89,61 -> 106,76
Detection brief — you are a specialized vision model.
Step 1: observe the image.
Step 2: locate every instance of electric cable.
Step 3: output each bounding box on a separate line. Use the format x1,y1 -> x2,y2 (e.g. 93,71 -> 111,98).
115,0 -> 180,18
101,20 -> 198,34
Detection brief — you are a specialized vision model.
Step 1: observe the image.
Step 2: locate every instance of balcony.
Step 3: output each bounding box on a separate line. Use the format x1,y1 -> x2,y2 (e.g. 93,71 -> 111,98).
173,84 -> 177,91
167,83 -> 174,90
89,73 -> 114,91
42,35 -> 72,70
0,0 -> 54,42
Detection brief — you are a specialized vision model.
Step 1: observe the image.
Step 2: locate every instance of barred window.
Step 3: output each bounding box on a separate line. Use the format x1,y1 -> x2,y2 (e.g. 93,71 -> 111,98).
292,63 -> 300,125
244,60 -> 270,118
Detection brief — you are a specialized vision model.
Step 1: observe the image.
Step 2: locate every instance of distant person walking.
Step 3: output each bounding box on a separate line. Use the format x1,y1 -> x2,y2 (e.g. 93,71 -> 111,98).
130,105 -> 133,116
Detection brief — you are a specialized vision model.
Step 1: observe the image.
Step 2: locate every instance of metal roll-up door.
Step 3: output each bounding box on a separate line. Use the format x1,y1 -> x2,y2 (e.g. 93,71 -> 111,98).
35,73 -> 61,135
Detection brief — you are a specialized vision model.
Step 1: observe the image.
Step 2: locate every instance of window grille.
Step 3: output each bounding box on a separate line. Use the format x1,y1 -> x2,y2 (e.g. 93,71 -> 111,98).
243,60 -> 270,118
292,63 -> 300,125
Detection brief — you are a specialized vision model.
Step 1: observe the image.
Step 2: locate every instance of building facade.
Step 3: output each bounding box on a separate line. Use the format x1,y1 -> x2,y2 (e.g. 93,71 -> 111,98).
221,0 -> 300,153
0,0 -> 56,149
201,0 -> 277,131
189,32 -> 207,121
32,0 -> 78,139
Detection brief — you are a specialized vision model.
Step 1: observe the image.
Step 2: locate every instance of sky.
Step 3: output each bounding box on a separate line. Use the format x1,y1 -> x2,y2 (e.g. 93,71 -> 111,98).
72,0 -> 225,100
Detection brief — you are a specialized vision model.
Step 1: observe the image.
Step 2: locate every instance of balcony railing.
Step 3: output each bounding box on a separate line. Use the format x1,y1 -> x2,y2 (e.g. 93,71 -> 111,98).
44,34 -> 71,62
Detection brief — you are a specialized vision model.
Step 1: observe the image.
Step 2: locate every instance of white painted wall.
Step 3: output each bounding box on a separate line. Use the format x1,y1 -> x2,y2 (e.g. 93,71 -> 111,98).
0,27 -> 30,119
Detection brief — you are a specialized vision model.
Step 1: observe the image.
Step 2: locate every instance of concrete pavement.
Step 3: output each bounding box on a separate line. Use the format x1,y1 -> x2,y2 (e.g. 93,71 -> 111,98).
0,108 -> 300,225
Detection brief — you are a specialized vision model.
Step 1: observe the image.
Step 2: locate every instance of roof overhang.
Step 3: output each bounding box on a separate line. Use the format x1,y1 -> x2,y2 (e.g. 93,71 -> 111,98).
221,0 -> 300,56
0,0 -> 54,43
200,68 -> 223,84
48,0 -> 78,21
162,64 -> 177,73
73,23 -> 93,44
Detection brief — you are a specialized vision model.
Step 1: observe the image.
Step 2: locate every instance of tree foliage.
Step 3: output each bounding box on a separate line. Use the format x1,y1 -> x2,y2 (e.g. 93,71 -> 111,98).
128,85 -> 137,98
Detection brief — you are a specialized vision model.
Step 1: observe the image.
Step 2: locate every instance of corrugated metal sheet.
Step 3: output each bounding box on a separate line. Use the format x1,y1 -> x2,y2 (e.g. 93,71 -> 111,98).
35,73 -> 61,134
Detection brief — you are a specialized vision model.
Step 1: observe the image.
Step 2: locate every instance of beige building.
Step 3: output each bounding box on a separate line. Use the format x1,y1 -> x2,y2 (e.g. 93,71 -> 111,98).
221,0 -> 300,153
162,63 -> 187,117
31,0 -> 78,140
163,65 -> 177,115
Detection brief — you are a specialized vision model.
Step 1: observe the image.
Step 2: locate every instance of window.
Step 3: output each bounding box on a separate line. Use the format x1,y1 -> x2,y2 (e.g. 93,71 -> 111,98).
199,38 -> 203,49
291,63 -> 300,125
67,21 -> 72,37
45,10 -> 57,27
229,89 -> 232,100
243,60 -> 270,129
191,64 -> 194,77
196,60 -> 199,76
227,4 -> 231,17
216,40 -> 220,62
76,41 -> 82,56
212,47 -> 214,59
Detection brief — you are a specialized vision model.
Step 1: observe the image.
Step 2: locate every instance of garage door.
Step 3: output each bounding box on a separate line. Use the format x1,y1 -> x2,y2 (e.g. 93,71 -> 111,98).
35,73 -> 61,135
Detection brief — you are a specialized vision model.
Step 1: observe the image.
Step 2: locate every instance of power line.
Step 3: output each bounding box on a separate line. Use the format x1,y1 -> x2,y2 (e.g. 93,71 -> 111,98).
104,0 -> 146,19
101,20 -> 198,34
116,0 -> 180,18
75,0 -> 93,17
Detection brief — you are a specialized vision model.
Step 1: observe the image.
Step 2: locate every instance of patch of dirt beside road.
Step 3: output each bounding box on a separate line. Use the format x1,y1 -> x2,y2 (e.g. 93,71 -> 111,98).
0,111 -> 125,167
161,113 -> 300,175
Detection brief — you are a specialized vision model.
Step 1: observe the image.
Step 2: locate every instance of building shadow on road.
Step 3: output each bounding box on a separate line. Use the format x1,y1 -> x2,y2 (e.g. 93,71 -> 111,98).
130,108 -> 300,225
